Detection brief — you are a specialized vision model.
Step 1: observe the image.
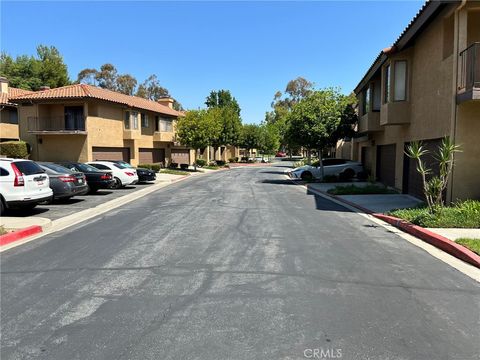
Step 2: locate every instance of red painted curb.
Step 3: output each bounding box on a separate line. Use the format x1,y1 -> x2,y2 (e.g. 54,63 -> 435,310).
373,214 -> 480,268
304,184 -> 480,269
0,225 -> 43,247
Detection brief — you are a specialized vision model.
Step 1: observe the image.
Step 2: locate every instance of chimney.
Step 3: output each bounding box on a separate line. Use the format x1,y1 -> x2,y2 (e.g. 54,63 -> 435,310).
157,97 -> 174,109
0,77 -> 8,94
39,85 -> 51,91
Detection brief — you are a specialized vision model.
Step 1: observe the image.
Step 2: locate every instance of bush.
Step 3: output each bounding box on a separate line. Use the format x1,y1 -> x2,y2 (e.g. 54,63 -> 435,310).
169,162 -> 178,169
138,163 -> 152,169
0,141 -> 30,159
390,200 -> 480,228
151,164 -> 161,172
216,160 -> 226,166
241,156 -> 249,162
228,157 -> 239,163
195,159 -> 207,167
180,163 -> 189,170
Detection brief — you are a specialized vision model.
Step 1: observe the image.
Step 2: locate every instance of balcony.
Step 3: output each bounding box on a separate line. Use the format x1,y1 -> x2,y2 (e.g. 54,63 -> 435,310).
123,129 -> 141,140
153,131 -> 175,142
458,42 -> 480,103
27,116 -> 87,135
358,112 -> 382,133
380,101 -> 410,126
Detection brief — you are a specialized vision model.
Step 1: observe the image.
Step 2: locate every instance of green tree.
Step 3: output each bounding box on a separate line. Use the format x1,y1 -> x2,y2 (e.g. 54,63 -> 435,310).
116,74 -> 137,95
77,68 -> 98,85
176,110 -> 218,170
136,74 -> 169,100
95,63 -> 118,90
205,89 -> 241,117
239,124 -> 262,158
0,45 -> 70,90
258,122 -> 280,159
286,88 -> 345,173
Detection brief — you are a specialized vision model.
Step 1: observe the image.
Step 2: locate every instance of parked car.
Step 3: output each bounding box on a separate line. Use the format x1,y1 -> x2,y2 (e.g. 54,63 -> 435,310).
57,162 -> 115,193
287,158 -> 364,181
102,160 -> 156,183
87,161 -> 138,188
0,158 -> 53,214
37,162 -> 89,201
276,151 -> 287,157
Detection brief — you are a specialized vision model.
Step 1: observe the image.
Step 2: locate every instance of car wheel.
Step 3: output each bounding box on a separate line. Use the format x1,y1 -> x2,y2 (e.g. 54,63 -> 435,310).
340,168 -> 355,181
113,177 -> 123,189
301,171 -> 313,181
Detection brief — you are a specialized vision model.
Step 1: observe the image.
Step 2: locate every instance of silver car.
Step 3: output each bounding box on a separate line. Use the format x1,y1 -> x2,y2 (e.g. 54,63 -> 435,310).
287,158 -> 364,181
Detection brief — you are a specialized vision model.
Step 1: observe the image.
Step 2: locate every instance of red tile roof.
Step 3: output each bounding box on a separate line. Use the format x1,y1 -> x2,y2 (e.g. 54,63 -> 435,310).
0,87 -> 34,106
11,83 -> 181,117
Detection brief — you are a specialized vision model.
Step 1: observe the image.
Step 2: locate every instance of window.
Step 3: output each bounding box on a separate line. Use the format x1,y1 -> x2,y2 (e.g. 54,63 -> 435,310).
362,86 -> 371,115
13,161 -> 44,175
159,118 -> 173,132
131,111 -> 139,129
141,113 -> 148,128
155,115 -> 159,132
90,163 -> 110,170
373,81 -> 381,111
0,167 -> 9,176
8,110 -> 18,124
124,111 -> 130,129
394,61 -> 407,101
384,64 -> 391,103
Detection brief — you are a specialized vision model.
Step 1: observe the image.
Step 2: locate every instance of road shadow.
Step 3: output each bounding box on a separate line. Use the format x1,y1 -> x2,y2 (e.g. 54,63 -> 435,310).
272,164 -> 294,169
135,182 -> 155,186
3,207 -> 50,217
259,179 -> 300,185
259,171 -> 289,175
53,198 -> 85,205
87,190 -> 114,196
306,189 -> 352,213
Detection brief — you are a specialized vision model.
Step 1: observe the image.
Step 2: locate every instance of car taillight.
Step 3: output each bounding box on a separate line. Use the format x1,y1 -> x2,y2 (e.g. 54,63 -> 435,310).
59,175 -> 76,182
11,163 -> 24,187
100,174 -> 111,180
125,172 -> 135,176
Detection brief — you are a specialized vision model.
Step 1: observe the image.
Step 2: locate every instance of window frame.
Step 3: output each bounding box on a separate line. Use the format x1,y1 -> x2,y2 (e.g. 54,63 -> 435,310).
131,111 -> 139,130
141,113 -> 149,128
124,111 -> 130,130
393,60 -> 408,102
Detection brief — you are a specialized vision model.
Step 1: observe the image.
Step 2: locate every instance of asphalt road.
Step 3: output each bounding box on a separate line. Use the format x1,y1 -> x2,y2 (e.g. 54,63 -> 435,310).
1,165 -> 479,360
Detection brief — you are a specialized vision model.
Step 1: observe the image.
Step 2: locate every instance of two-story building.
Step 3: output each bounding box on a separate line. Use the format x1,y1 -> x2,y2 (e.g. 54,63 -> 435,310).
10,83 -> 194,167
349,0 -> 479,202
0,77 -> 33,142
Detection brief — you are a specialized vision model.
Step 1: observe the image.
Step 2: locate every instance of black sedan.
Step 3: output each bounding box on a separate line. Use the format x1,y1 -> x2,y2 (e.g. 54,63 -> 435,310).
57,162 -> 116,192
102,160 -> 156,183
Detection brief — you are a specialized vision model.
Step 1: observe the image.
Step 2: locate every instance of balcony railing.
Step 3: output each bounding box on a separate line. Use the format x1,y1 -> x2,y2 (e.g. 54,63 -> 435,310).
28,116 -> 87,134
458,42 -> 480,101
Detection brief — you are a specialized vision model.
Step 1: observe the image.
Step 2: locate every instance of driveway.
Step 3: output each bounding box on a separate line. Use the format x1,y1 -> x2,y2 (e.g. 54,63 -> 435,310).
1,165 -> 479,360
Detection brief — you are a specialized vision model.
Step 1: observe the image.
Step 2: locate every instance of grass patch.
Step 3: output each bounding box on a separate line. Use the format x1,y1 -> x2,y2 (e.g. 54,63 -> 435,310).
0,226 -> 7,236
389,200 -> 480,228
456,238 -> 480,255
203,165 -> 220,170
159,169 -> 191,176
328,184 -> 398,195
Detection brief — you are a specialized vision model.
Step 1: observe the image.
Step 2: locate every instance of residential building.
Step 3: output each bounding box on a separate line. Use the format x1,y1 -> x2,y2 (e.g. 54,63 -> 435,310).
11,84 -> 194,166
0,77 -> 33,142
349,0 -> 479,201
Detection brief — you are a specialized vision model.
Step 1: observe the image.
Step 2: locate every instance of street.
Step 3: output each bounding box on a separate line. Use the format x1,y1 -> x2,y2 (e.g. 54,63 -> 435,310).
1,165 -> 479,360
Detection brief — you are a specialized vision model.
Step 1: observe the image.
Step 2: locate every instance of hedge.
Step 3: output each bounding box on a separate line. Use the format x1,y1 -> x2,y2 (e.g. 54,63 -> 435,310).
0,141 -> 30,159
195,159 -> 207,167
138,163 -> 161,172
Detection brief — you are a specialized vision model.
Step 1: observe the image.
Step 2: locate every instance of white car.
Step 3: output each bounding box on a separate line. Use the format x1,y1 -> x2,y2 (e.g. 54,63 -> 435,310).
287,158 -> 364,181
0,158 -> 53,214
87,161 -> 138,188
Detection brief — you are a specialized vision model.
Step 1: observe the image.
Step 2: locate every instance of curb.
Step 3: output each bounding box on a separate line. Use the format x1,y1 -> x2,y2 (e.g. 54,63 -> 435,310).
305,183 -> 480,269
0,226 -> 43,246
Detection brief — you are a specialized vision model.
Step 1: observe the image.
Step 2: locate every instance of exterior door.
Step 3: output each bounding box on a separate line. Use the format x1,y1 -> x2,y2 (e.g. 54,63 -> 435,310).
376,144 -> 396,187
64,106 -> 85,131
92,147 -> 130,162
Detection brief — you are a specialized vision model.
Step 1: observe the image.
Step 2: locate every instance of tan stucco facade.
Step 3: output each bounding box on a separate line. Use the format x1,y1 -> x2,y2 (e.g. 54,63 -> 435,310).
350,2 -> 480,202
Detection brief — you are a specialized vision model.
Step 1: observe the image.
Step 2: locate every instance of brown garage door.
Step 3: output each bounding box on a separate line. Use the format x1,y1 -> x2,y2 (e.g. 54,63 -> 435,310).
403,138 -> 442,199
139,148 -> 165,164
171,149 -> 190,165
376,144 -> 396,187
92,147 -> 130,162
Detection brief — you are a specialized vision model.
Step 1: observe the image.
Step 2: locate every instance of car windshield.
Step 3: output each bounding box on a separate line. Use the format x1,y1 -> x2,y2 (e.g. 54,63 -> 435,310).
75,163 -> 103,173
40,163 -> 74,174
113,163 -> 129,169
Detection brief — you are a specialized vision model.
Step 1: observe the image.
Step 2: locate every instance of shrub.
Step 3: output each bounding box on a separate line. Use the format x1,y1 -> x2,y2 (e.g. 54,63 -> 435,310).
151,164 -> 161,172
195,159 -> 207,167
169,162 -> 178,169
180,163 -> 189,170
208,161 -> 217,166
0,141 -> 30,159
241,156 -> 249,162
228,157 -> 239,163
138,164 -> 152,169
216,160 -> 226,166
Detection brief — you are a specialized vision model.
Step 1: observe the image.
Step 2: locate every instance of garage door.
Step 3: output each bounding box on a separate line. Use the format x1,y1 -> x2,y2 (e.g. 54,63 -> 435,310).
92,147 -> 130,162
376,144 -> 396,187
171,149 -> 190,165
403,139 -> 442,199
139,148 -> 165,164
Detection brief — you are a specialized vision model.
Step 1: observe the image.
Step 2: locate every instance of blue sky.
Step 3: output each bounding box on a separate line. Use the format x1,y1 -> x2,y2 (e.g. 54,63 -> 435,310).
1,1 -> 423,123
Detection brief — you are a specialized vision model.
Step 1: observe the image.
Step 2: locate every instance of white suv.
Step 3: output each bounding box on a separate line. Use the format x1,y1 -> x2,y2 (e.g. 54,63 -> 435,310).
0,158 -> 53,214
